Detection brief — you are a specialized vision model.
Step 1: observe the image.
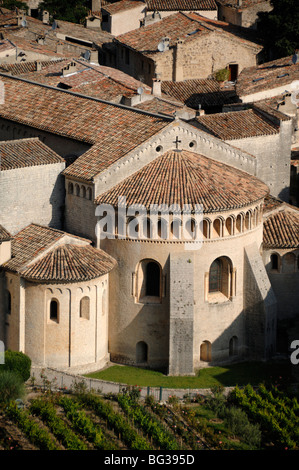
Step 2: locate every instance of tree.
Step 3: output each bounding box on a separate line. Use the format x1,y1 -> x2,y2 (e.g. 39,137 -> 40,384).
39,0 -> 91,24
257,0 -> 299,60
0,0 -> 28,11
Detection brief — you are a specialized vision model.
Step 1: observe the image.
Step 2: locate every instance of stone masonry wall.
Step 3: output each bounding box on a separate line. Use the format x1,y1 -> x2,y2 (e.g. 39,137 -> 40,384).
0,162 -> 65,235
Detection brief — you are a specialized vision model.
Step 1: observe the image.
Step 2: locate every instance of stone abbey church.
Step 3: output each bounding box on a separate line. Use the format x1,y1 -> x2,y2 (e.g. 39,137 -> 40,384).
0,73 -> 298,375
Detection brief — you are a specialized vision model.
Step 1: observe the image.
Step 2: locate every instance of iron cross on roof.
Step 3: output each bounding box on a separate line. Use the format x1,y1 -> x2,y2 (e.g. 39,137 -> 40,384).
173,136 -> 181,150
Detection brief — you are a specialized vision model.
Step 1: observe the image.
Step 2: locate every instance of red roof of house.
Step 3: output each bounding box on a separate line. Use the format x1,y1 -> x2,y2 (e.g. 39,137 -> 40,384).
96,149 -> 269,212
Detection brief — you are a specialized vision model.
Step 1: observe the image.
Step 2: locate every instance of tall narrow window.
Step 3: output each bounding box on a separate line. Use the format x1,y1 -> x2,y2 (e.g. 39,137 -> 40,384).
6,290 -> 11,315
146,262 -> 160,296
50,299 -> 59,322
270,253 -> 279,271
209,259 -> 222,293
136,341 -> 148,363
80,296 -> 90,320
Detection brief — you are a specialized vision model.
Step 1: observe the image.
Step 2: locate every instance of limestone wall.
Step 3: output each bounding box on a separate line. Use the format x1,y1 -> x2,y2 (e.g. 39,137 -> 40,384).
0,161 -> 65,235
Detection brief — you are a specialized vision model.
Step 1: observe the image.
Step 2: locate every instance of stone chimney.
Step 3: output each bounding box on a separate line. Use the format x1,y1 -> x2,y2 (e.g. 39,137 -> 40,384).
174,39 -> 184,81
42,10 -> 50,24
152,74 -> 161,96
56,42 -> 64,54
62,61 -> 78,76
17,9 -> 26,27
35,60 -> 42,71
196,104 -> 205,116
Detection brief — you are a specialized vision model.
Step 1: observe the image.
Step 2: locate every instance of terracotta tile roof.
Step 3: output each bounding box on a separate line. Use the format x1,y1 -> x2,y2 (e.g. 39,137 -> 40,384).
236,55 -> 299,98
102,0 -> 145,14
0,74 -> 170,148
3,223 -> 116,281
0,225 -> 12,241
95,149 -> 269,212
217,0 -> 270,10
0,138 -> 64,171
3,224 -> 67,273
0,38 -> 15,52
115,11 -> 262,55
146,0 -> 217,10
193,108 -> 279,140
134,95 -> 191,115
263,209 -> 299,249
161,78 -> 237,108
20,244 -> 117,282
0,58 -> 65,75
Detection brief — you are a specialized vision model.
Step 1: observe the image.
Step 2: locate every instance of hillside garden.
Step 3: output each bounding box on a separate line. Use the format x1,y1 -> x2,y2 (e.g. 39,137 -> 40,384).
0,353 -> 298,451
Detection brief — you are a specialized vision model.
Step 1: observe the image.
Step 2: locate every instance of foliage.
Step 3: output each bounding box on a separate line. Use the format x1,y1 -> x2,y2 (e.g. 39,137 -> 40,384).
215,68 -> 230,82
0,0 -> 28,11
257,0 -> 299,59
228,384 -> 299,449
38,0 -> 91,24
0,370 -> 26,405
6,402 -> 59,450
30,398 -> 88,450
0,350 -> 31,382
117,393 -> 182,450
77,392 -> 153,450
59,395 -> 114,450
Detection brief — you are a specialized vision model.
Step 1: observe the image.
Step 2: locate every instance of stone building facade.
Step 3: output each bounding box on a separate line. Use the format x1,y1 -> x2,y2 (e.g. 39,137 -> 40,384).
0,73 -> 297,374
113,12 -> 262,86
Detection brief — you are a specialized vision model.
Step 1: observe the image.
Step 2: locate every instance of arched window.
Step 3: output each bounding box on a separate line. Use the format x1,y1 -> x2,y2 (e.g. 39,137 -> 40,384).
225,216 -> 233,236
50,299 -> 59,322
137,259 -> 162,303
282,252 -> 296,273
81,186 -> 86,198
87,188 -> 92,200
68,182 -> 73,194
208,256 -> 234,300
136,341 -> 148,363
146,262 -> 160,296
212,218 -> 222,238
270,253 -> 279,271
209,259 -> 222,293
6,290 -> 11,314
229,336 -> 238,357
79,296 -> 90,320
75,184 -> 80,197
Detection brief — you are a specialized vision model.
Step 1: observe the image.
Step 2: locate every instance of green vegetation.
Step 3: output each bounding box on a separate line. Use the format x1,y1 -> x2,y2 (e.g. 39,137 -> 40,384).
85,361 -> 291,389
0,370 -> 26,404
39,0 -> 91,24
257,0 -> 299,59
0,349 -> 31,382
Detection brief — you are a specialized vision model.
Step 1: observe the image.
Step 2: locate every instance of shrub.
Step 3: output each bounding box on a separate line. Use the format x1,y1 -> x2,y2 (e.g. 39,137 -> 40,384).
0,350 -> 31,382
215,68 -> 229,82
0,370 -> 26,404
224,406 -> 261,448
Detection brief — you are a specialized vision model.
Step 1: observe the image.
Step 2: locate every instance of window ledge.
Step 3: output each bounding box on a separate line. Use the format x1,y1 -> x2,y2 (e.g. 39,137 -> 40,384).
208,292 -> 231,304
138,295 -> 162,305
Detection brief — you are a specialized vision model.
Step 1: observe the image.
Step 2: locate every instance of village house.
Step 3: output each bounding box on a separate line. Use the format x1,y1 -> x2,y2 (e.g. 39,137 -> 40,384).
101,0 -> 218,36
216,0 -> 273,30
111,11 -> 263,86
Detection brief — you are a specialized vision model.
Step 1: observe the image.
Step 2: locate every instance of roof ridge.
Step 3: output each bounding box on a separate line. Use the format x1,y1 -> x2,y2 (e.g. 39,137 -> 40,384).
0,72 -> 174,121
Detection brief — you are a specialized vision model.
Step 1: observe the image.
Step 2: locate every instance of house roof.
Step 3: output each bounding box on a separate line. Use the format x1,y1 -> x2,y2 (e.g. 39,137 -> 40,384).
236,55 -> 299,98
3,223 -> 116,282
0,138 -> 64,171
145,0 -> 218,10
102,0 -> 145,14
0,225 -> 12,242
0,74 -> 170,148
193,108 -> 279,140
95,149 -> 269,212
161,78 -> 237,108
133,95 -> 193,116
216,0 -> 270,10
20,244 -> 117,282
263,208 -> 299,249
114,11 -> 261,56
